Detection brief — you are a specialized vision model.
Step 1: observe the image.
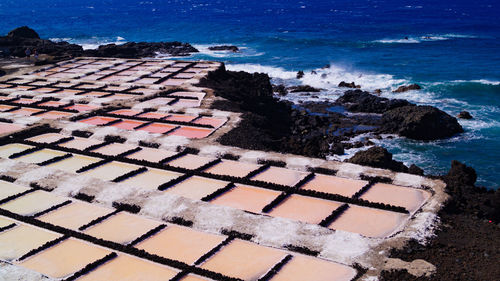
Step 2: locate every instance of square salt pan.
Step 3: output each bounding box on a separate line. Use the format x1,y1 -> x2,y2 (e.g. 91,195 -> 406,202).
204,160 -> 260,178
360,183 -> 431,213
251,166 -> 309,186
210,184 -> 280,213
10,107 -> 44,116
165,176 -> 228,201
137,123 -> 177,134
38,200 -> 113,230
111,119 -> 146,130
0,224 -> 61,261
0,123 -> 25,135
136,225 -> 225,264
121,168 -> 182,190
47,154 -> 101,173
35,111 -> 73,119
0,181 -> 30,201
166,154 -> 214,170
125,147 -> 177,163
301,174 -> 368,198
79,116 -> 118,126
328,204 -> 409,238
0,143 -> 33,159
167,126 -> 213,139
201,239 -> 286,280
59,137 -> 103,150
15,149 -> 67,164
268,194 -> 343,225
81,161 -> 140,181
0,216 -> 14,228
18,238 -> 111,279
164,113 -> 197,122
76,254 -> 179,281
26,133 -> 66,144
269,255 -> 356,281
90,143 -> 137,156
83,212 -> 161,244
0,190 -> 68,216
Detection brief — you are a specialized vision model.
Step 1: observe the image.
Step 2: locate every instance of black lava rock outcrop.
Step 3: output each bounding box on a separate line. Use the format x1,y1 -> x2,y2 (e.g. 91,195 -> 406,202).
457,111 -> 473,119
296,71 -> 305,79
338,81 -> 361,88
393,84 -> 422,93
208,45 -> 239,52
380,105 -> 464,140
287,85 -> 322,93
346,146 -> 410,173
85,41 -> 198,58
7,26 -> 40,39
334,90 -> 412,113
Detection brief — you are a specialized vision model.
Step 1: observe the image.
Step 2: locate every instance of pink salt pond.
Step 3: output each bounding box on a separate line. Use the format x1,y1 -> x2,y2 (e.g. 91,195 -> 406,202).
172,99 -> 202,107
210,184 -> 281,213
268,194 -> 343,224
79,116 -> 118,125
360,183 -> 431,213
10,107 -> 44,116
160,79 -> 186,86
64,104 -> 98,112
58,137 -> 103,150
82,91 -> 110,97
204,159 -> 260,178
165,176 -> 228,200
193,117 -> 226,128
111,119 -> 145,130
0,105 -> 15,112
137,111 -> 169,119
269,255 -> 357,281
38,201 -> 113,230
27,133 -> 66,143
19,238 -> 111,279
201,239 -> 286,280
77,254 -> 179,281
328,205 -> 409,238
84,212 -> 161,244
167,126 -> 213,139
0,224 -> 61,261
136,225 -> 226,264
12,98 -> 36,105
137,123 -> 177,134
174,72 -> 196,79
110,109 -> 141,116
164,113 -> 197,122
35,111 -> 73,119
166,154 -> 214,170
138,97 -> 175,107
56,89 -> 84,95
91,143 -> 137,157
301,174 -> 368,198
125,147 -> 177,163
38,100 -> 69,107
251,166 -> 308,186
121,168 -> 182,189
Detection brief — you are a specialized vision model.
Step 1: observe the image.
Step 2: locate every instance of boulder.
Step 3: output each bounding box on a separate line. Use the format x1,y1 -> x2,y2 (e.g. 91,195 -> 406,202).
334,90 -> 412,113
338,81 -> 361,88
272,84 -> 287,96
84,41 -> 198,58
287,85 -> 322,93
208,45 -> 239,52
393,84 -> 422,93
457,111 -> 473,119
296,70 -> 305,79
346,146 -> 409,172
380,105 -> 464,140
7,26 -> 40,39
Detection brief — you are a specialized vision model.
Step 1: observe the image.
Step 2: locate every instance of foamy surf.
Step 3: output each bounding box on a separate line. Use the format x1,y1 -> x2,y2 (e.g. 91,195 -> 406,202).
50,36 -> 127,50
373,34 -> 477,44
191,44 -> 265,58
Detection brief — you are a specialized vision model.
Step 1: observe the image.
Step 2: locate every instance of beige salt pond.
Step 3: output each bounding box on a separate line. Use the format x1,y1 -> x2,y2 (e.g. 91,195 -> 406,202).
136,225 -> 225,264
164,113 -> 197,122
0,190 -> 68,216
0,216 -> 13,228
0,143 -> 33,158
0,181 -> 30,200
165,176 -> 228,200
328,205 -> 409,238
81,161 -> 140,181
84,212 -> 161,244
269,255 -> 356,281
137,123 -> 177,134
301,174 -> 368,198
201,239 -> 286,281
251,166 -> 308,186
210,184 -> 280,213
121,168 -> 182,189
204,159 -> 260,178
125,147 -> 177,163
181,274 -> 215,281
15,149 -> 67,164
360,183 -> 431,213
19,238 -> 111,279
59,137 -> 103,150
0,123 -> 25,135
25,133 -> 66,144
0,224 -> 61,261
166,154 -> 214,170
77,254 -> 179,281
10,107 -> 43,116
269,194 -> 342,224
38,201 -> 113,230
91,143 -> 137,156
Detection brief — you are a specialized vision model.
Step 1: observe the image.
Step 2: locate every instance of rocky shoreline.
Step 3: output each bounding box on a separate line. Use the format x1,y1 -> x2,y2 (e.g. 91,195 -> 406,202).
1,26 -> 499,280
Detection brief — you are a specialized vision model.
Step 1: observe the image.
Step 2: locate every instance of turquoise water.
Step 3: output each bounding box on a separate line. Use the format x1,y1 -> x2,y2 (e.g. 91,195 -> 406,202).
0,0 -> 498,187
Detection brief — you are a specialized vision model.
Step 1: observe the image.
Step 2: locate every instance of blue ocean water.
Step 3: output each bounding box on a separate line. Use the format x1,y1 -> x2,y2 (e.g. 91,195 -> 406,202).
1,0 -> 499,188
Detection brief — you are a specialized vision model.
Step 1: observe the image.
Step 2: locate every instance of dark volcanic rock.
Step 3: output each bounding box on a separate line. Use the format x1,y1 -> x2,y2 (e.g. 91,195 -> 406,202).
7,26 -> 40,39
457,111 -> 473,119
334,90 -> 412,113
380,105 -> 464,140
338,81 -> 361,88
84,42 -> 198,58
346,146 -> 409,172
408,164 -> 424,175
393,83 -> 422,93
208,45 -> 239,52
296,70 -> 305,79
272,84 -> 288,96
287,85 -> 322,93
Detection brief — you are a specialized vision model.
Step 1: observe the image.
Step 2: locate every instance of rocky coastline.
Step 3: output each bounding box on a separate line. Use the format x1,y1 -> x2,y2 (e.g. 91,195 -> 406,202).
1,26 -> 499,280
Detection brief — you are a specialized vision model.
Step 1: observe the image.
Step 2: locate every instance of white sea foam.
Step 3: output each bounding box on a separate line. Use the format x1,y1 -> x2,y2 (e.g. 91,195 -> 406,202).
50,36 -> 127,50
191,44 -> 265,58
373,34 -> 477,44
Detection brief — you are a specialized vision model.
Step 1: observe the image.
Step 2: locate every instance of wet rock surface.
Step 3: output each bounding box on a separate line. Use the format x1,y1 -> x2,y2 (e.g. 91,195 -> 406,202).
84,41 -> 198,58
338,81 -> 361,88
207,45 -> 239,52
346,146 -> 412,173
334,89 -> 412,113
457,110 -> 473,119
393,83 -> 422,93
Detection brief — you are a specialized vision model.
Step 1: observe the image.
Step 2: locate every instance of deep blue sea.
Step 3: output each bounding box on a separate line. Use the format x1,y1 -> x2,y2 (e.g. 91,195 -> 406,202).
1,0 -> 499,188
